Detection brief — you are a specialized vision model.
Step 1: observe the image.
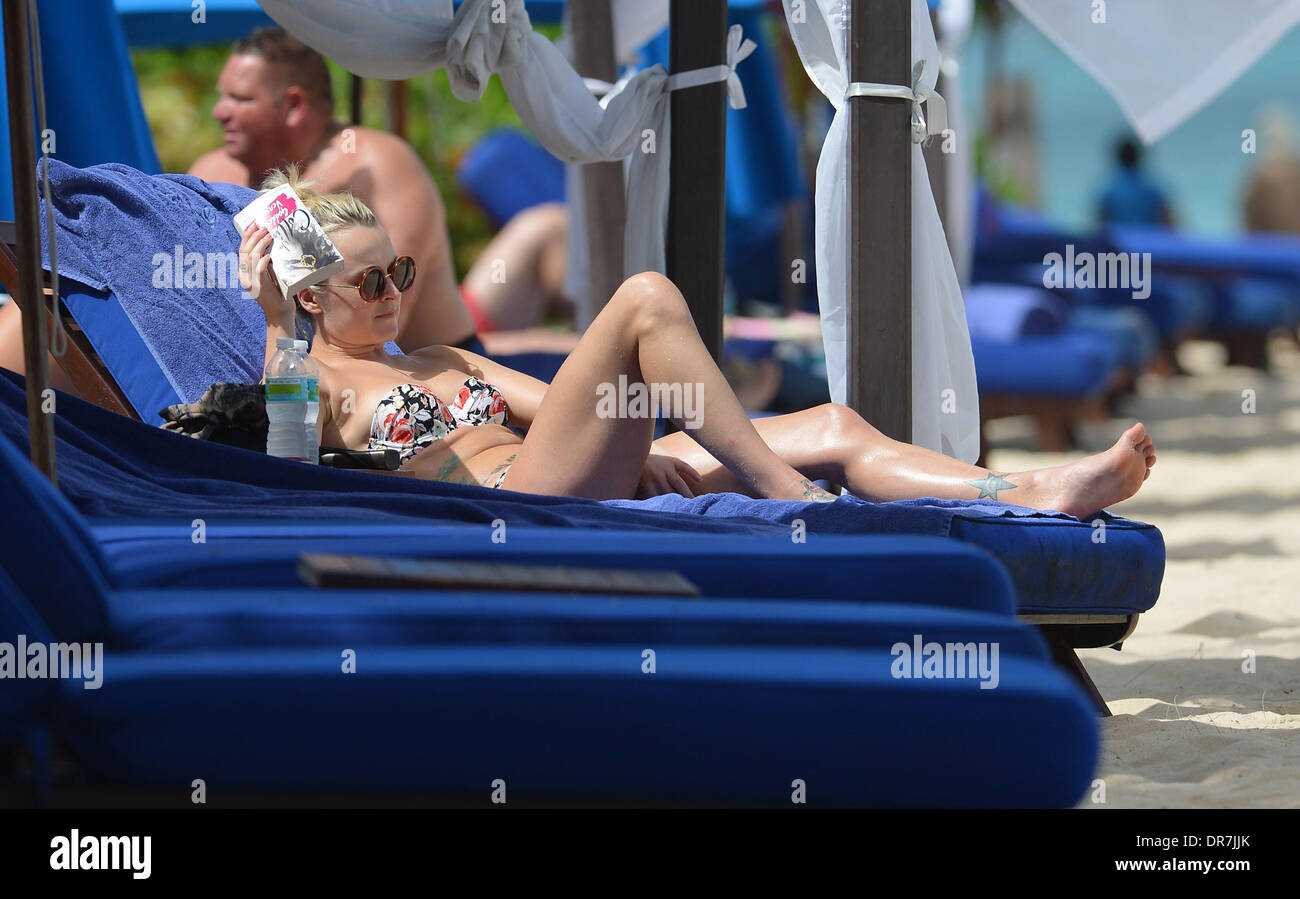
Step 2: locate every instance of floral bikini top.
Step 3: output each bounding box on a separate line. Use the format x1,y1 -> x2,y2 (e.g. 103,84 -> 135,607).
369,378 -> 510,464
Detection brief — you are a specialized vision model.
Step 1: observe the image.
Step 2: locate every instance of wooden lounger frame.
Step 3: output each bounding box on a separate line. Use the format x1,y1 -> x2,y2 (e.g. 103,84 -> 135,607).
0,222 -> 138,419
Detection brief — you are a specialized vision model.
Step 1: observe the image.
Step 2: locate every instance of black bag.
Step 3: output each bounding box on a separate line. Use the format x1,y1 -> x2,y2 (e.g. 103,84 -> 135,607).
159,382 -> 268,452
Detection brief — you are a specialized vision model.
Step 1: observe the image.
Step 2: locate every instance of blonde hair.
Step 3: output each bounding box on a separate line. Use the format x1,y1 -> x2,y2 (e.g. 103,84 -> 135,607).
259,165 -> 379,342
260,164 -> 377,233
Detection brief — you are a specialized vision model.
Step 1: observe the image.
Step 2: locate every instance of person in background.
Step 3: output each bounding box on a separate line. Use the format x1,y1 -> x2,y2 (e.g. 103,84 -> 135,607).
1242,106 -> 1300,234
188,26 -> 569,357
1096,137 -> 1175,228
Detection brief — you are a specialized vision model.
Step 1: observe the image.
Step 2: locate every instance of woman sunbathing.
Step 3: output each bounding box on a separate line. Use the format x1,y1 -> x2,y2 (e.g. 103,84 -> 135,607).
239,169 -> 1156,515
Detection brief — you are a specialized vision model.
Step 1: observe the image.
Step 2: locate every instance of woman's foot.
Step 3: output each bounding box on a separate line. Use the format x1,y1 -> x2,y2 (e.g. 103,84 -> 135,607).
1025,422 -> 1156,518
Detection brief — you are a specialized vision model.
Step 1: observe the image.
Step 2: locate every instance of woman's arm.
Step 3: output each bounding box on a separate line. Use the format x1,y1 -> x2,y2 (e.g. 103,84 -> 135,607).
438,345 -> 550,429
237,223 -> 298,378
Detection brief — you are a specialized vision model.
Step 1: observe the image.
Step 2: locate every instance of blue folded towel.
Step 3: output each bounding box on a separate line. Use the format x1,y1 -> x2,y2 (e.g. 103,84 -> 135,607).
38,159 -> 267,398
36,160 -> 400,404
0,369 -> 1081,537
964,283 -> 1068,341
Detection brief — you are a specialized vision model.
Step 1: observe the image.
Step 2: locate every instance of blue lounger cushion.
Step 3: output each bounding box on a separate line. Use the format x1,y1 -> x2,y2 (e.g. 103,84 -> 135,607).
1067,306 -> 1159,372
1106,224 -> 1300,283
87,513 -> 1162,617
54,644 -> 1099,806
456,129 -> 565,228
0,567 -> 58,747
971,331 -> 1123,397
1212,278 -> 1300,331
106,590 -> 1046,655
948,514 -> 1164,616
94,529 -> 1017,614
970,263 -> 1213,340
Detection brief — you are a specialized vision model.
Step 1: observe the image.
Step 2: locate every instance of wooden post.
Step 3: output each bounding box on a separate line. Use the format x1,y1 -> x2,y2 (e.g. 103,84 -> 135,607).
570,0 -> 626,322
666,0 -> 727,361
3,0 -> 57,482
388,80 -> 408,139
846,0 -> 911,442
349,73 -> 363,125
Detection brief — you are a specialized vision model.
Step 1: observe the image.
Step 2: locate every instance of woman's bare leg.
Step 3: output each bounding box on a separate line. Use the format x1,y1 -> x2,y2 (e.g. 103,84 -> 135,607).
653,404 -> 1157,519
503,273 -> 831,501
0,301 -> 78,394
462,202 -> 570,331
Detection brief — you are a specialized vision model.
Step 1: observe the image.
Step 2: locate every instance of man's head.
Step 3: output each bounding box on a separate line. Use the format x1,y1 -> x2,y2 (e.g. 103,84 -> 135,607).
214,27 -> 335,173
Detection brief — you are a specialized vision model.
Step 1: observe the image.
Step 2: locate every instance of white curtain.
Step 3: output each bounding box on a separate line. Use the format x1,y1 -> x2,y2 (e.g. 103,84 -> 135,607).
782,0 -> 981,463
1008,0 -> 1300,143
937,0 -> 974,288
257,0 -> 677,276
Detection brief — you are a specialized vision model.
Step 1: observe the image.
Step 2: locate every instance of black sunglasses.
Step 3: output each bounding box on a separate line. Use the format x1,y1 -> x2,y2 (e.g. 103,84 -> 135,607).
321,256 -> 416,301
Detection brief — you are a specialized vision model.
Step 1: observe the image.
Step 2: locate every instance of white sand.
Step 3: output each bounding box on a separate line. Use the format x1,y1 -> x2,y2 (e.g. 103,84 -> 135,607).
986,337 -> 1300,808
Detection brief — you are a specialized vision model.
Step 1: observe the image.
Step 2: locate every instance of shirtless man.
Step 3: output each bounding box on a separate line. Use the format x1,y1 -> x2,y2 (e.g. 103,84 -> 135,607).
188,26 -> 477,354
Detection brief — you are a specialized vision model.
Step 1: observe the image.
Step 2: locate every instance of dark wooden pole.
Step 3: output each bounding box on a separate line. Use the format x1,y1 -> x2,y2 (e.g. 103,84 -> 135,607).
847,0 -> 911,442
350,73 -> 363,125
3,0 -> 56,481
666,0 -> 727,361
388,80 -> 408,139
570,0 -> 626,323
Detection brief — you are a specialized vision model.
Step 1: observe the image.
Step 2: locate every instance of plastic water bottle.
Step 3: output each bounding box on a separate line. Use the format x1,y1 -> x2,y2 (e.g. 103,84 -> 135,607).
264,337 -> 319,463
294,339 -> 320,457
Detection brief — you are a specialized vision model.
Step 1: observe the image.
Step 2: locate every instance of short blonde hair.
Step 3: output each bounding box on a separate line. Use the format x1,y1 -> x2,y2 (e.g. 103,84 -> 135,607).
260,164 -> 376,233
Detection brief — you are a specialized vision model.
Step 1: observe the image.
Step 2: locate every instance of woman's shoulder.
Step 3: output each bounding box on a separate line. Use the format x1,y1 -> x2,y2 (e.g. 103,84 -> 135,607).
406,343 -> 474,373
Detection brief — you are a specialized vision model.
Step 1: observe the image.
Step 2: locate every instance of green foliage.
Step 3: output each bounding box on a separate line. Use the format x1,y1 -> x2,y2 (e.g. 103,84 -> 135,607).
972,131 -> 1028,206
131,43 -> 542,279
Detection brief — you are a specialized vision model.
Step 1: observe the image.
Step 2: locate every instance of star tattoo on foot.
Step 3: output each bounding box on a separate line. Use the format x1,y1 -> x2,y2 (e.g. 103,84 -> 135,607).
966,472 -> 1017,501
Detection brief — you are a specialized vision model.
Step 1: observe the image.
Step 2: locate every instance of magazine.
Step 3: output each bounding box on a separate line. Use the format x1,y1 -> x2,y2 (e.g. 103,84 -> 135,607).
233,186 -> 345,297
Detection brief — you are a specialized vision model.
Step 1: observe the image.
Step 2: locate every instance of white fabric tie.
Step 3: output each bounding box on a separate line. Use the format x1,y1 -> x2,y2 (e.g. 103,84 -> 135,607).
845,61 -> 948,143
665,24 -> 757,109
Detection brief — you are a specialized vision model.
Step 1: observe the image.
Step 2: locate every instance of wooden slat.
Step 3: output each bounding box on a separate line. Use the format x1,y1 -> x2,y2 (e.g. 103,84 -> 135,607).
666,0 -> 728,361
847,0 -> 911,442
0,236 -> 137,419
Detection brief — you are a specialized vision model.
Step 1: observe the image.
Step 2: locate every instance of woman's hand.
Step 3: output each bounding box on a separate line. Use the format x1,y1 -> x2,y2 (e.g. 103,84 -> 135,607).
635,451 -> 703,499
239,223 -> 294,329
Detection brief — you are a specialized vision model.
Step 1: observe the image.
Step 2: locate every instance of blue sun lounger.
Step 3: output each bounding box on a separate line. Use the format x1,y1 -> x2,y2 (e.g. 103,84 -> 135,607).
0,366 -> 1164,720
0,433 -> 1102,806
0,554 -> 1099,805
